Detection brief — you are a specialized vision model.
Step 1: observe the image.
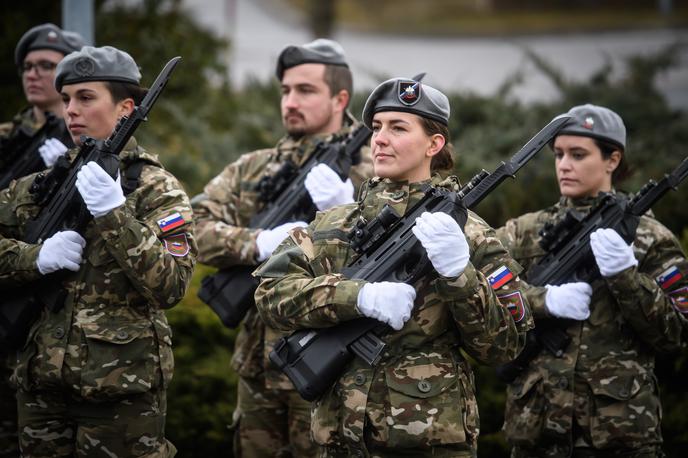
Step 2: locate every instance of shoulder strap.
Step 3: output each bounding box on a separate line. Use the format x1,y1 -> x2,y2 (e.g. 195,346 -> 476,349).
122,159 -> 146,196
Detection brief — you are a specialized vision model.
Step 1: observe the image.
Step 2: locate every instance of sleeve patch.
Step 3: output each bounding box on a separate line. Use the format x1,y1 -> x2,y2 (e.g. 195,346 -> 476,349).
497,291 -> 525,323
668,286 -> 688,315
163,233 -> 190,257
157,212 -> 186,233
656,265 -> 682,290
487,265 -> 514,290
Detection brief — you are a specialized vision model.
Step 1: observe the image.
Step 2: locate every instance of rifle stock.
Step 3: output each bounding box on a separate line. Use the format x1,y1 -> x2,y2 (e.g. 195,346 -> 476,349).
269,115 -> 572,401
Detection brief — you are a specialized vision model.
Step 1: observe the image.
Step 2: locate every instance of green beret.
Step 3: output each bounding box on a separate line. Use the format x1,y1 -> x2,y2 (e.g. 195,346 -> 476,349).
362,77 -> 450,128
55,46 -> 141,92
556,104 -> 626,151
275,38 -> 348,80
15,23 -> 84,67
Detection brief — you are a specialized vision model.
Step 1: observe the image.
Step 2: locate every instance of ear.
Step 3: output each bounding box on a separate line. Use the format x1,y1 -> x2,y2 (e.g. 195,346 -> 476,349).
606,150 -> 622,174
426,133 -> 446,158
332,89 -> 349,114
116,97 -> 135,118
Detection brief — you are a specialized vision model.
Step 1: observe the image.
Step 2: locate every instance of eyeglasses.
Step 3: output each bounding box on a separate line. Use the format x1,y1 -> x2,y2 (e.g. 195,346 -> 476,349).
19,60 -> 58,76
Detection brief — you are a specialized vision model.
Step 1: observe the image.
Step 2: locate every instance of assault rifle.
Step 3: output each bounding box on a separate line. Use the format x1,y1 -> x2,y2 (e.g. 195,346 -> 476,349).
496,155 -> 688,383
197,125 -> 372,328
0,57 -> 181,348
0,112 -> 74,189
268,115 -> 572,401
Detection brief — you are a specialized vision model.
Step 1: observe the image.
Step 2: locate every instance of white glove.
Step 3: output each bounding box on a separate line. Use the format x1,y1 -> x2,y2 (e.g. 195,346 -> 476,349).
304,163 -> 355,211
255,221 -> 308,262
356,281 -> 416,331
412,211 -> 470,278
75,161 -> 125,218
38,138 -> 68,167
590,228 -> 638,277
544,282 -> 592,320
36,230 -> 86,275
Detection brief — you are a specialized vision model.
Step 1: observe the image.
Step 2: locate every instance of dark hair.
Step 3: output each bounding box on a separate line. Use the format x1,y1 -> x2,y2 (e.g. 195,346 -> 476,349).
594,138 -> 632,183
420,117 -> 455,173
323,64 -> 352,108
105,81 -> 148,105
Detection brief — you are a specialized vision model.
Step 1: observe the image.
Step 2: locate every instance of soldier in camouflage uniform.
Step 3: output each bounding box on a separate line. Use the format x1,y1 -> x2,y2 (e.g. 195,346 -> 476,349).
1,24 -> 85,182
498,104 -> 688,457
254,76 -> 534,457
0,23 -> 84,458
0,46 -> 196,457
193,39 -> 373,457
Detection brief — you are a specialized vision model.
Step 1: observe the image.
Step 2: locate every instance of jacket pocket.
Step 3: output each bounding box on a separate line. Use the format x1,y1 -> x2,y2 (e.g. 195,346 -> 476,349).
383,353 -> 467,448
80,320 -> 159,400
503,370 -> 546,446
588,372 -> 662,449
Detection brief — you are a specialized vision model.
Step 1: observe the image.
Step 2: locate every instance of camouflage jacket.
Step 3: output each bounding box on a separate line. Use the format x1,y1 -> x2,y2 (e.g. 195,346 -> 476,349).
254,175 -> 533,452
0,107 -> 40,173
497,194 -> 688,456
0,138 -> 196,400
193,113 -> 373,388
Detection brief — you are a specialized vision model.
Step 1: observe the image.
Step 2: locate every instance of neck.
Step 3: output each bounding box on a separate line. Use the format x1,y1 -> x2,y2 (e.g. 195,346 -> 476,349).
32,102 -> 64,124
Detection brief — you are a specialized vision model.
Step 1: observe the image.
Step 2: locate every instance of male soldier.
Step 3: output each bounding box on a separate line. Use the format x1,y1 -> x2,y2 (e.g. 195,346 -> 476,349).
0,23 -> 83,458
193,39 -> 372,457
0,45 -> 195,457
1,23 -> 85,185
498,104 -> 688,457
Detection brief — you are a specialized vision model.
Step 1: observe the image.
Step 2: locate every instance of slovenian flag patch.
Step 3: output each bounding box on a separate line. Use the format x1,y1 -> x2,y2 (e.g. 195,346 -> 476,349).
656,266 -> 682,290
487,265 -> 514,290
497,291 -> 525,322
157,212 -> 185,233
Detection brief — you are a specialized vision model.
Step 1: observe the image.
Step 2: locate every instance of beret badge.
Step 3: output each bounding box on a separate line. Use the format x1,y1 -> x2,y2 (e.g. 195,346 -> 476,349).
398,80 -> 421,106
73,56 -> 96,77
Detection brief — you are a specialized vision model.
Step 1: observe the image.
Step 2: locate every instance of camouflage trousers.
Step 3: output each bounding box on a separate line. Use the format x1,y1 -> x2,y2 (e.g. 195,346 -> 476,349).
17,387 -> 176,457
0,350 -> 19,458
233,374 -> 317,458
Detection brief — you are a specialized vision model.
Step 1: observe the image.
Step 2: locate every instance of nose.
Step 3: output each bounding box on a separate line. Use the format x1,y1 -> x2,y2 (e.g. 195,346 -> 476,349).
283,90 -> 299,110
373,128 -> 389,147
64,99 -> 78,118
557,153 -> 572,172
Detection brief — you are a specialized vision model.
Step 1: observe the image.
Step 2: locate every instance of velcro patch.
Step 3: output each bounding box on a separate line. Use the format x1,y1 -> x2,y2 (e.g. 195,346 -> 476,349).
487,265 -> 514,290
656,265 -> 682,290
668,286 -> 688,315
497,290 -> 525,323
157,212 -> 186,233
163,233 -> 190,257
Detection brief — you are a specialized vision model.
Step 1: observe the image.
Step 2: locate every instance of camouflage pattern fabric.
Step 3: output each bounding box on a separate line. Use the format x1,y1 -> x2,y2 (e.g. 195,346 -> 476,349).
193,112 -> 373,457
254,174 -> 534,456
497,193 -> 688,457
233,372 -> 314,458
0,137 -> 196,457
0,107 -> 41,458
0,107 -> 40,173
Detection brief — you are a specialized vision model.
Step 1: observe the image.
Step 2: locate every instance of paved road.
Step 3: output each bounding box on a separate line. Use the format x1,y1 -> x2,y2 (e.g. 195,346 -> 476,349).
185,0 -> 688,108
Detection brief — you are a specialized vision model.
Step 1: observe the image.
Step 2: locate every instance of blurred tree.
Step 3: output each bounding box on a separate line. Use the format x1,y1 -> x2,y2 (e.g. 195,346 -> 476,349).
306,0 -> 336,37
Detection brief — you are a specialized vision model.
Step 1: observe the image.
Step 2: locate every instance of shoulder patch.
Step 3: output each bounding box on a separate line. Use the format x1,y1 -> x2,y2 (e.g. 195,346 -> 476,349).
668,286 -> 688,315
487,265 -> 514,290
163,233 -> 190,257
656,265 -> 682,290
157,212 -> 186,233
497,290 -> 525,323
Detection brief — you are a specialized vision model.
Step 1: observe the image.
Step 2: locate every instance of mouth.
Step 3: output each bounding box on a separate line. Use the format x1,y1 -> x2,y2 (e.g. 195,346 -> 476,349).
69,124 -> 86,133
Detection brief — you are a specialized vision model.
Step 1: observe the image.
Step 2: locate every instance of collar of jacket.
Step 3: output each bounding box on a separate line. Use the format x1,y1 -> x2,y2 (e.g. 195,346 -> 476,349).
275,110 -> 359,166
557,189 -> 620,211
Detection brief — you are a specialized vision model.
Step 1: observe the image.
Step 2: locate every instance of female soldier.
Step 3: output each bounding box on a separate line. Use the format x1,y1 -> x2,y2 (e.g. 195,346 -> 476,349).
0,46 -> 195,457
499,104 -> 688,457
254,77 -> 532,457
